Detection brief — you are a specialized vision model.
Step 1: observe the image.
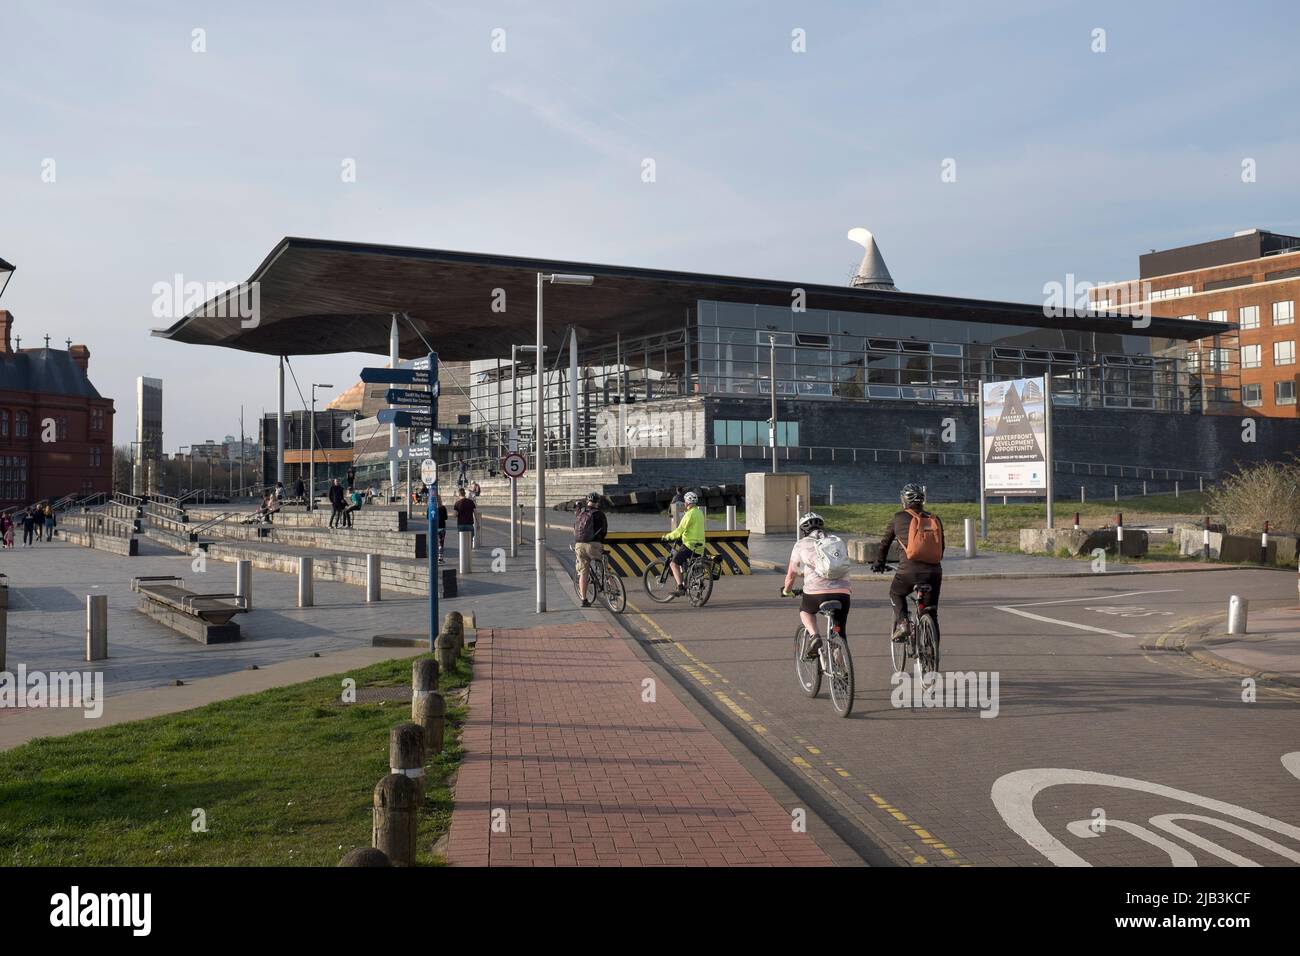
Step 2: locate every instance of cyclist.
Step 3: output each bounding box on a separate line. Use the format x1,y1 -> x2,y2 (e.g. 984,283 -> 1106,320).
661,490 -> 705,596
574,492 -> 608,608
782,512 -> 851,657
871,483 -> 944,641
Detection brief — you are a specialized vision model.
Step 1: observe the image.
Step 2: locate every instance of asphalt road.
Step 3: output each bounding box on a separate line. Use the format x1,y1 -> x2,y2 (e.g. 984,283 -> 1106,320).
573,557 -> 1300,867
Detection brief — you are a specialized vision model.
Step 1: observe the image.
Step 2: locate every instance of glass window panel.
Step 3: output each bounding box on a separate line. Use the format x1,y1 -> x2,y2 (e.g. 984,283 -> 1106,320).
726,420 -> 741,445
786,421 -> 799,446
741,420 -> 758,445
902,354 -> 930,385
714,420 -> 727,445
867,352 -> 899,384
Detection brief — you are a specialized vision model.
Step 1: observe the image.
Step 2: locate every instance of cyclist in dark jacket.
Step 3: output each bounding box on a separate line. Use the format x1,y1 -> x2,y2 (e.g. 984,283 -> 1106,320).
872,483 -> 944,640
574,492 -> 609,607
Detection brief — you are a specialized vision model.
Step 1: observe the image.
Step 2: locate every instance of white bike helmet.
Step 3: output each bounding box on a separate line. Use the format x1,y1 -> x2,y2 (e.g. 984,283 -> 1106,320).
683,491 -> 699,504
798,512 -> 825,537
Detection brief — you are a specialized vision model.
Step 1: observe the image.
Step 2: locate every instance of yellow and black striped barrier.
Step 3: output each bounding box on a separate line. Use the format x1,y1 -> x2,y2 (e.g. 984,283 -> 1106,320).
602,530 -> 750,577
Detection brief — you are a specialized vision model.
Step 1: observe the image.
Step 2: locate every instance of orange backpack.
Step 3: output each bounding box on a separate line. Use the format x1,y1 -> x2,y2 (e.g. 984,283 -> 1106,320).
903,509 -> 943,563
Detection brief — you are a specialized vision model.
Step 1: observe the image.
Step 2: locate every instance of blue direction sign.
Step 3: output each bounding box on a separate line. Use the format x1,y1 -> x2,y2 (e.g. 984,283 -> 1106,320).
385,387 -> 436,406
360,366 -> 430,386
376,408 -> 433,429
388,444 -> 432,461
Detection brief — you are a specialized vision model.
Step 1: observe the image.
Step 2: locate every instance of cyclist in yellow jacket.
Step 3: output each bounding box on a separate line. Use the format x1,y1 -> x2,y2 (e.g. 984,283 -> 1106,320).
661,490 -> 705,596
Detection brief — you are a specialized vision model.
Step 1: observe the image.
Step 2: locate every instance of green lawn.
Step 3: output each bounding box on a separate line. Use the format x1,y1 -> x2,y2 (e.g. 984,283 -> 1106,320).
0,653 -> 472,866
727,491 -> 1216,553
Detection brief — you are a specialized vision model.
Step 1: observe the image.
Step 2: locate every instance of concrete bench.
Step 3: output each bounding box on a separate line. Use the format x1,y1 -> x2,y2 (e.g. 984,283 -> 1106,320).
131,575 -> 245,644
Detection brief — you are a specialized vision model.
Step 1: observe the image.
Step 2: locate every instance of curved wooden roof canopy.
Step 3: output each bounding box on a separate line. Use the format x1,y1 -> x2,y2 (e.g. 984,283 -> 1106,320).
151,236 -> 1230,360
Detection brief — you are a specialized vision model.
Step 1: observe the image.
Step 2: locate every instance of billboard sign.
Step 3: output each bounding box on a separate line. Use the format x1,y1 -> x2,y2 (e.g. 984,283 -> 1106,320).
981,377 -> 1049,495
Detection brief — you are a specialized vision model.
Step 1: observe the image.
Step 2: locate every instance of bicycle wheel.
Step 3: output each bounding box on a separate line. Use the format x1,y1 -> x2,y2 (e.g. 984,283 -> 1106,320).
794,625 -> 821,698
827,631 -> 855,718
916,614 -> 940,684
889,625 -> 910,674
601,565 -> 626,614
686,560 -> 713,607
643,560 -> 678,603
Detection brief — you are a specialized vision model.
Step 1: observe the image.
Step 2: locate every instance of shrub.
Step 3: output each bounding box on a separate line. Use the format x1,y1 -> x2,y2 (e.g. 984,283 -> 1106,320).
1206,457 -> 1300,535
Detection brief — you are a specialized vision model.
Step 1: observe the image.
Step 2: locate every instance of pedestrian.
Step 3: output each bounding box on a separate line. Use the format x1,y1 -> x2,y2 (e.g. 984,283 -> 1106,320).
457,458 -> 468,486
1,513 -> 13,549
327,478 -> 346,528
573,492 -> 609,608
453,487 -> 476,548
294,475 -> 307,510
45,503 -> 56,540
21,508 -> 34,547
343,488 -> 362,528
670,485 -> 685,529
346,465 -> 356,491
33,504 -> 45,543
469,480 -> 481,500
436,495 -> 448,563
274,481 -> 286,503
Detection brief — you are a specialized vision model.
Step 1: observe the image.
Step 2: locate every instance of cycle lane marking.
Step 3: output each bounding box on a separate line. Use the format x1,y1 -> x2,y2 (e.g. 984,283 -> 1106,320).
622,596 -> 969,866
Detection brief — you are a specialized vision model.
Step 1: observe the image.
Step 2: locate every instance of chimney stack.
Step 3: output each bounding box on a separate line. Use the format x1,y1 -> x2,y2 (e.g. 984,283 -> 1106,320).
0,311 -> 12,354
70,344 -> 90,373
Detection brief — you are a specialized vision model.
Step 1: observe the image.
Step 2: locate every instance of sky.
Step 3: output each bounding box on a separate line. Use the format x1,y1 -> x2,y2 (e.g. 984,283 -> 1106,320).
2,0 -> 1298,449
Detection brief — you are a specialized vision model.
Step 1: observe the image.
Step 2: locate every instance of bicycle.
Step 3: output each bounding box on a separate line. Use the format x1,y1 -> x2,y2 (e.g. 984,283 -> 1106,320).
572,544 -> 626,613
877,564 -> 940,683
784,587 -> 854,717
643,547 -> 720,607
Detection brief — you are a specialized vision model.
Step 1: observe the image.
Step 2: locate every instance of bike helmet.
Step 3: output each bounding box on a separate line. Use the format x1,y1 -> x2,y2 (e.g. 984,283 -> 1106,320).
901,483 -> 925,508
797,512 -> 824,537
683,491 -> 699,505
585,492 -> 601,505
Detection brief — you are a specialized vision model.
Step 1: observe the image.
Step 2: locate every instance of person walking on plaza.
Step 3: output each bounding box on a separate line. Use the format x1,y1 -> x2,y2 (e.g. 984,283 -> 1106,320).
436,494 -> 448,564
327,478 -> 346,528
574,492 -> 609,608
453,487 -> 476,548
20,508 -> 35,547
346,465 -> 356,491
274,480 -> 286,503
45,503 -> 56,540
1,513 -> 13,549
669,485 -> 685,530
33,504 -> 45,543
294,476 -> 307,509
457,458 -> 468,486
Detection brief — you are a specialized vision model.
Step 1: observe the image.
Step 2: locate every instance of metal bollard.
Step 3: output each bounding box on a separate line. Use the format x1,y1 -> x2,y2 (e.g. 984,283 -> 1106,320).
86,594 -> 108,661
297,556 -> 314,607
366,553 -> 381,602
235,559 -> 253,610
1142,480 -> 1147,496
1203,516 -> 1212,560
372,773 -> 418,867
963,518 -> 976,558
1174,481 -> 1179,499
1227,595 -> 1248,635
1261,522 -> 1270,565
829,484 -> 835,506
725,505 -> 736,531
1080,485 -> 1085,503
389,723 -> 426,804
1115,513 -> 1124,559
458,530 -> 473,574
1113,484 -> 1118,502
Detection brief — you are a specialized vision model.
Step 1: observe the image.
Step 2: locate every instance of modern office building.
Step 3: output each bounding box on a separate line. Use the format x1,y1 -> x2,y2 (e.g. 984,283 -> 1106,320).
135,376 -> 163,494
257,408 -> 354,488
1093,228 -> 1300,417
0,311 -> 114,503
157,236 -> 1300,502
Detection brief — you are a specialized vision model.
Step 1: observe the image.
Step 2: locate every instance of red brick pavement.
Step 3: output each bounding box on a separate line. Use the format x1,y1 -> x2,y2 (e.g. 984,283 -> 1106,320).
445,621 -> 833,866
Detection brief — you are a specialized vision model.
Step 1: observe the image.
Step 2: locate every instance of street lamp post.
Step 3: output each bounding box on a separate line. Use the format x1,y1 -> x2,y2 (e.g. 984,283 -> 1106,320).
310,384 -> 333,511
769,334 -> 778,474
534,273 -> 593,613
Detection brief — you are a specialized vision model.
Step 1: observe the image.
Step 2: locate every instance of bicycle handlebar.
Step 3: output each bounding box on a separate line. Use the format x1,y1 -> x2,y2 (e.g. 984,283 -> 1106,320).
782,587 -> 803,597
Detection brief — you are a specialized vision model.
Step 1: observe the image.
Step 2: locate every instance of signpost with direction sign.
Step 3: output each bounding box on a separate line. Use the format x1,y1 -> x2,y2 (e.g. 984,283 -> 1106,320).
359,352 -> 440,650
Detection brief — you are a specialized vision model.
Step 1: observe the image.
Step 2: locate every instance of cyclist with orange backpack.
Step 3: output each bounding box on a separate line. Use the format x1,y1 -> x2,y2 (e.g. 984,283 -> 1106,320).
871,483 -> 944,641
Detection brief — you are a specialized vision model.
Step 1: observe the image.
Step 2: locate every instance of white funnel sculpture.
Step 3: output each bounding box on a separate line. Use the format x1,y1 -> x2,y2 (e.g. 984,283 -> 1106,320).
847,228 -> 897,290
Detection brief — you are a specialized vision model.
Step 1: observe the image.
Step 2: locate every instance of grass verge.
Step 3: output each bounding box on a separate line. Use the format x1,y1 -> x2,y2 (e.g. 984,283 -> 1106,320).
0,652 -> 472,866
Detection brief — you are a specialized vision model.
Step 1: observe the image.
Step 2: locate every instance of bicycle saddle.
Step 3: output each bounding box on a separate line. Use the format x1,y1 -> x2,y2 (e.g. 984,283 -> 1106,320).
818,600 -> 842,614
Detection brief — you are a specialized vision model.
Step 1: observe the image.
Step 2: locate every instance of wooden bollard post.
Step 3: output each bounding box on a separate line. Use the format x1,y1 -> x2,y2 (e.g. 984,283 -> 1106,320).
412,658 -> 446,752
372,773 -> 418,867
435,629 -> 457,676
339,847 -> 390,867
389,722 -> 426,804
444,611 -> 465,654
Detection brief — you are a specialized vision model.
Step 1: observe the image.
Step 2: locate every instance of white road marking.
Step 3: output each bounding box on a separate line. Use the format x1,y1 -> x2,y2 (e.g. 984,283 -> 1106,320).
1007,589 -> 1182,609
994,605 -> 1137,640
992,766 -> 1300,866
1283,752 -> 1300,782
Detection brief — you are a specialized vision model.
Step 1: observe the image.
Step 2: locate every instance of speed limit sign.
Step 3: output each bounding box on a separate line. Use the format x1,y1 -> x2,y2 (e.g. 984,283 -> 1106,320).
502,452 -> 527,479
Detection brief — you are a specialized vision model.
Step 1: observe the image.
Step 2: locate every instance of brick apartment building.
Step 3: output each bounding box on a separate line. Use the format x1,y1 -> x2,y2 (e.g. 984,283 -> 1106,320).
0,311 -> 115,504
1094,229 -> 1300,416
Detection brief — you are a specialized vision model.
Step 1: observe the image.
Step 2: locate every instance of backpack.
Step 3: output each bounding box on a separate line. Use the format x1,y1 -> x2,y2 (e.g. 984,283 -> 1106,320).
574,507 -> 597,543
903,509 -> 943,563
811,532 -> 851,579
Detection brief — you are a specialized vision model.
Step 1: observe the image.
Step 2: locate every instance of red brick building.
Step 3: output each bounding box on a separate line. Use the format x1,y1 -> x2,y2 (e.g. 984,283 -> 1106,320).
0,311 -> 115,504
1094,229 -> 1300,417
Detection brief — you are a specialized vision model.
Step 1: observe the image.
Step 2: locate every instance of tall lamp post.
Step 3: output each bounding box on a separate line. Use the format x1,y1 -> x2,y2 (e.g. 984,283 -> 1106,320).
309,383 -> 333,511
534,273 -> 593,613
769,334 -> 778,474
